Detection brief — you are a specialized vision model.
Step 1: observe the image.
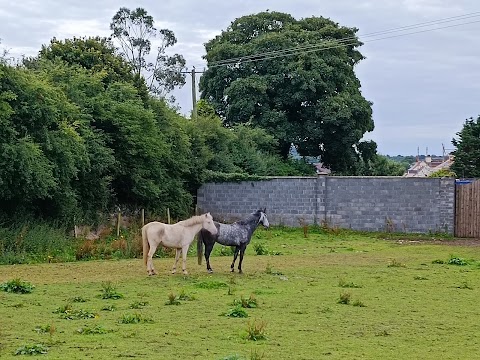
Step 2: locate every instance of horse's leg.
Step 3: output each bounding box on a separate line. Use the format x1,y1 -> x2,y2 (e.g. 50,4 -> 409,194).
172,249 -> 181,274
231,246 -> 240,272
147,243 -> 159,275
238,243 -> 247,274
205,241 -> 215,273
181,245 -> 189,275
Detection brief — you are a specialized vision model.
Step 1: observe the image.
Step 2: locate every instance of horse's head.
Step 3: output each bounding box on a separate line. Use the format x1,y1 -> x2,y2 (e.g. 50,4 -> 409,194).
202,212 -> 218,235
257,208 -> 269,229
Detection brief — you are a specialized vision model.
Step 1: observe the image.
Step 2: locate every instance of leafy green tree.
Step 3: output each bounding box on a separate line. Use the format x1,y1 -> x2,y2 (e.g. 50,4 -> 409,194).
0,63 -> 90,221
110,7 -> 186,99
25,37 -> 149,102
200,11 -> 374,174
452,116 -> 480,178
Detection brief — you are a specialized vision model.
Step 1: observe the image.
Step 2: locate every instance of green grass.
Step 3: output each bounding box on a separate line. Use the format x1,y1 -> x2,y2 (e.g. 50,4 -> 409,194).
1,227 -> 480,359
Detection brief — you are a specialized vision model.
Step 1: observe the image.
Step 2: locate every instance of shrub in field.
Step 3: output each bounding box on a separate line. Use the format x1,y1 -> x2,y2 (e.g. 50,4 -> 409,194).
352,299 -> 366,307
223,305 -> 248,318
447,257 -> 468,266
15,344 -> 48,355
165,292 -> 181,305
338,278 -> 362,288
34,324 -> 56,335
59,309 -> 97,320
233,294 -> 258,308
195,280 -> 228,289
338,291 -> 351,305
245,320 -> 267,341
177,290 -> 195,301
1,279 -> 35,293
219,246 -> 235,256
71,296 -> 88,303
253,243 -> 269,255
119,313 -> 154,324
101,304 -> 116,311
387,259 -> 406,268
75,239 -> 96,260
76,325 -> 113,335
129,301 -> 149,309
99,282 -> 124,299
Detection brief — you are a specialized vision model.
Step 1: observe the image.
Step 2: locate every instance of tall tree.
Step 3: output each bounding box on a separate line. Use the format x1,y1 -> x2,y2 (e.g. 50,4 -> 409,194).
200,11 -> 374,174
451,116 -> 480,178
110,7 -> 186,99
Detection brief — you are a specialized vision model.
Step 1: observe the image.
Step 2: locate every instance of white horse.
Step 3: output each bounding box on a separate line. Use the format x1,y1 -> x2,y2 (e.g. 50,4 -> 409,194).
142,213 -> 217,276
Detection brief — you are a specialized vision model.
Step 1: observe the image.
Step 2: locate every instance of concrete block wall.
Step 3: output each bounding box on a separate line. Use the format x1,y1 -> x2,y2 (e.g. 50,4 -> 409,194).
196,176 -> 456,234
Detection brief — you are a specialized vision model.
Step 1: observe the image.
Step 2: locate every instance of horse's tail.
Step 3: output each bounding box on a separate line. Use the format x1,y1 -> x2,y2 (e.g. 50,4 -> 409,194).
197,230 -> 204,265
142,224 -> 149,266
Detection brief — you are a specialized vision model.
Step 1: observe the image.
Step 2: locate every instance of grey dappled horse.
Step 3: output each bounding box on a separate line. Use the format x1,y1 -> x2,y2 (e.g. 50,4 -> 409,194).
197,208 -> 269,274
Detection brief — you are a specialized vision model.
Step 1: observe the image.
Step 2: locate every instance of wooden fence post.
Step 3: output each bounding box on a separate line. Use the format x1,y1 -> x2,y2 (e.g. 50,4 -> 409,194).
116,212 -> 121,237
141,208 -> 145,226
167,208 -> 171,224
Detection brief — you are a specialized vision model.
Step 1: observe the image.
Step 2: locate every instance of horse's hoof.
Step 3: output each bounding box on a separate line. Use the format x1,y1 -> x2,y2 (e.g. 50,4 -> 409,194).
230,268 -> 235,273
182,270 -> 188,275
207,269 -> 213,274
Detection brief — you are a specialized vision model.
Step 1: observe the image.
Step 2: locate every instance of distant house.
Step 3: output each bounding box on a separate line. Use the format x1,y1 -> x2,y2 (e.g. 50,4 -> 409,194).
314,162 -> 331,175
404,155 -> 454,177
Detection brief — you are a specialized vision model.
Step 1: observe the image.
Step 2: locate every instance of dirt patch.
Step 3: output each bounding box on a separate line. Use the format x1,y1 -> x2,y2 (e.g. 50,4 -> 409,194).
394,238 -> 480,247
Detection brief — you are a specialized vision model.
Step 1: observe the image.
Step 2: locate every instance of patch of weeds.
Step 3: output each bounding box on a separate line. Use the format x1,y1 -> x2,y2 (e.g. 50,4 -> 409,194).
77,325 -> 113,335
1,279 -> 35,294
250,349 -> 266,360
219,246 -> 235,256
233,294 -> 258,308
99,281 -> 124,299
414,275 -> 428,280
53,302 -> 73,314
352,299 -> 366,307
265,263 -> 283,275
447,257 -> 468,266
129,301 -> 149,309
432,259 -> 445,264
178,290 -> 195,301
165,292 -> 181,305
101,304 -> 116,311
70,296 -> 88,303
119,313 -> 154,324
34,324 -> 56,335
254,243 -> 269,255
59,309 -> 97,320
375,329 -> 391,337
220,355 -> 244,360
338,278 -> 362,288
337,291 -> 351,305
457,281 -> 473,290
223,305 -> 248,318
388,259 -> 406,268
14,344 -> 48,355
195,280 -> 228,289
245,319 -> 267,341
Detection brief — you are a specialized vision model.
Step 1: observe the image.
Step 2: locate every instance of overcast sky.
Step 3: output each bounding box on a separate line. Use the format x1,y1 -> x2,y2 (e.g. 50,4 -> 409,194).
1,0 -> 479,156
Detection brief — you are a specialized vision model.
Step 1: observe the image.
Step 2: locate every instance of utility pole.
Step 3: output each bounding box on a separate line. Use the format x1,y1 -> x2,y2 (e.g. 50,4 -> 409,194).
191,67 -> 197,120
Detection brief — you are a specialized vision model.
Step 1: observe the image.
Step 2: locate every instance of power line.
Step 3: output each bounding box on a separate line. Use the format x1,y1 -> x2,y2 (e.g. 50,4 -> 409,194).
198,12 -> 480,69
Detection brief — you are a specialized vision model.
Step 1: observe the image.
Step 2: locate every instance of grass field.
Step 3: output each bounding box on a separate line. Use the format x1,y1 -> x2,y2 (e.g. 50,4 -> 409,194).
1,227 -> 480,360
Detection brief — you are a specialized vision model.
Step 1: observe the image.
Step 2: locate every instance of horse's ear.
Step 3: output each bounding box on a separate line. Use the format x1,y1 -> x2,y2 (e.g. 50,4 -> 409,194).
263,207 -> 267,213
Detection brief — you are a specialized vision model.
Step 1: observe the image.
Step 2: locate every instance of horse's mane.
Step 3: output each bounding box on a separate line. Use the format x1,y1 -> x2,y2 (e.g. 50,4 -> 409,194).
177,214 -> 205,227
236,211 -> 260,225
